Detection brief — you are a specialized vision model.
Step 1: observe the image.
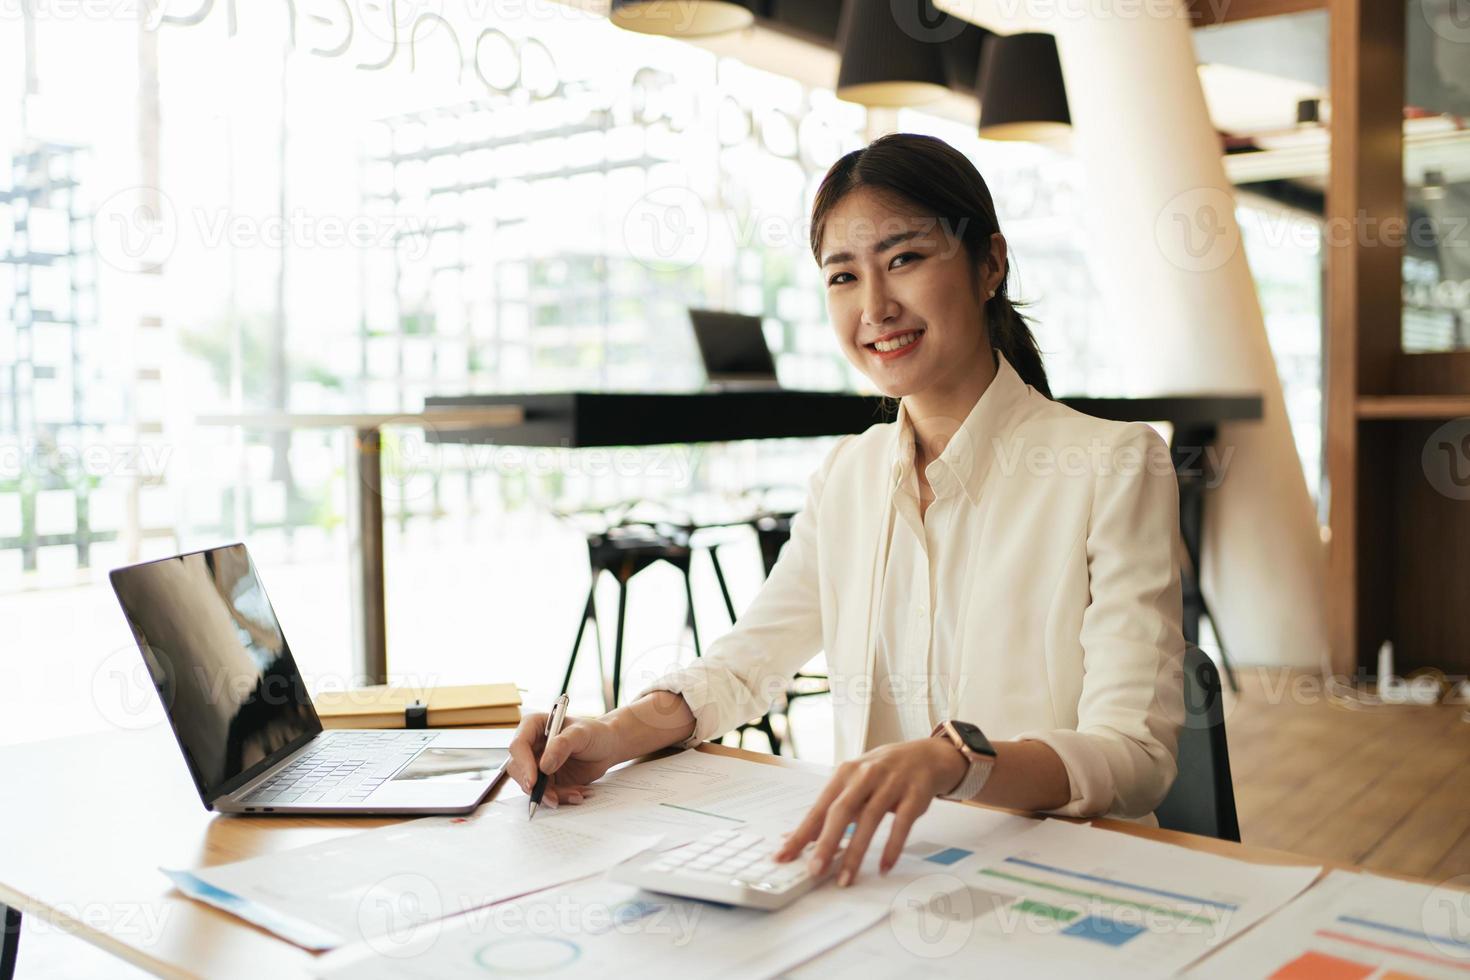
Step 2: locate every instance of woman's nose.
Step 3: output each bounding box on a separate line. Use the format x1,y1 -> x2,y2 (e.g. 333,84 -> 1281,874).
860,281 -> 900,329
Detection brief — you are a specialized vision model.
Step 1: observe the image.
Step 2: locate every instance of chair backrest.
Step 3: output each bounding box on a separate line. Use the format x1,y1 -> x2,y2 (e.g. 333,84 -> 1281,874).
1154,646 -> 1241,842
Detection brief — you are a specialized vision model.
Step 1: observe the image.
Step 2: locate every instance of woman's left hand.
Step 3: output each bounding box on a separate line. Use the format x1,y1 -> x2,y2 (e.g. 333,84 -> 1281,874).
773,736 -> 968,887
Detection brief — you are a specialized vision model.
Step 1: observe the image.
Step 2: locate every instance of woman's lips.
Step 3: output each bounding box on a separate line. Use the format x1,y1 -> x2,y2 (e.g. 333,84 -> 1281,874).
865,329 -> 925,362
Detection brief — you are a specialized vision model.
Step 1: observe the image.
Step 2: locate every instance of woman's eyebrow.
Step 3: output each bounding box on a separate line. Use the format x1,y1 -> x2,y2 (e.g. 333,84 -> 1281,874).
820,228 -> 926,267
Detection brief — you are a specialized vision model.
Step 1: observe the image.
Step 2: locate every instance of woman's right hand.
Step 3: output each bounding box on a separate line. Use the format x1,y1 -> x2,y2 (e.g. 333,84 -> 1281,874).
505,712 -> 622,808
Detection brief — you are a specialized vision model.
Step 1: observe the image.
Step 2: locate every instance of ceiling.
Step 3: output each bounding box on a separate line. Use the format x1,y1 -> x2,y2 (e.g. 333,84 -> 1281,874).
569,1 -> 1470,203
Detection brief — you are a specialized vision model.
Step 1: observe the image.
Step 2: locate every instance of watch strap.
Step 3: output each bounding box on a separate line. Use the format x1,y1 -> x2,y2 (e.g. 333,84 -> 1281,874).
940,754 -> 994,802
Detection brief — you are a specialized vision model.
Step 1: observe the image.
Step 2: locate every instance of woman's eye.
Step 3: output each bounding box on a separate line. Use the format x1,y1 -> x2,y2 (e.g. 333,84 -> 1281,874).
891,251 -> 921,268
828,272 -> 854,286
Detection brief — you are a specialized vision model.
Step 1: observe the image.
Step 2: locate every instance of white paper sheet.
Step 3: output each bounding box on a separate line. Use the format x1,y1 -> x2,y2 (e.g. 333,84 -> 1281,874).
186,804 -> 660,948
491,750 -> 832,845
312,801 -> 1036,978
1187,869 -> 1470,979
789,820 -> 1322,980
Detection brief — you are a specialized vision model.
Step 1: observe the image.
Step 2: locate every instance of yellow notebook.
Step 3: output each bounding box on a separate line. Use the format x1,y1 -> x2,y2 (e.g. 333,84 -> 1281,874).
313,683 -> 522,730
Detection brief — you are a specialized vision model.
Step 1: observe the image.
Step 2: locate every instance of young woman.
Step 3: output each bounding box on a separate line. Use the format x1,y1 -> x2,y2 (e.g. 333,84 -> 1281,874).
507,132 -> 1185,889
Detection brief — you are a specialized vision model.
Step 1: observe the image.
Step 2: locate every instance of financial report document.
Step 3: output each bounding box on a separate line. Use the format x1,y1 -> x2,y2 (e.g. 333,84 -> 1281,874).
178,805 -> 661,948
313,754 -> 1037,979
1187,869 -> 1470,979
789,820 -> 1321,979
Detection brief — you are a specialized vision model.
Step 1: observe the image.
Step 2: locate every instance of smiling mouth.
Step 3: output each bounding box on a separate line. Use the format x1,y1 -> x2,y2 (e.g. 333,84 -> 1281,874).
865,329 -> 925,354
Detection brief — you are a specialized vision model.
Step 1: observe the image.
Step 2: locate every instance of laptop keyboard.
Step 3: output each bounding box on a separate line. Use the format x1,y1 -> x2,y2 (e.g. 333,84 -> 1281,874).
239,731 -> 438,806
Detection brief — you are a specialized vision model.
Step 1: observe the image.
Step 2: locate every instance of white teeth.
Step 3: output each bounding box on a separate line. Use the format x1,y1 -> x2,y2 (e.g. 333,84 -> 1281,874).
873,331 -> 921,353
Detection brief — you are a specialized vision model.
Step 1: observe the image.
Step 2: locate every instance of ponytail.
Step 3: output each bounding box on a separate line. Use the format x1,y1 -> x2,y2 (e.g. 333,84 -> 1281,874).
986,293 -> 1052,399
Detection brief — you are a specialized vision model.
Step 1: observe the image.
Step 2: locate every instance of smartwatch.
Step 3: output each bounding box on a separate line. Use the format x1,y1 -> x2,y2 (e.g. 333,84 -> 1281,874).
931,720 -> 998,802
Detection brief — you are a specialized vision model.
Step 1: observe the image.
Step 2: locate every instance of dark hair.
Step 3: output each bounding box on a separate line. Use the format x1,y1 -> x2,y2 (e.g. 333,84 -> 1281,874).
808,132 -> 1052,399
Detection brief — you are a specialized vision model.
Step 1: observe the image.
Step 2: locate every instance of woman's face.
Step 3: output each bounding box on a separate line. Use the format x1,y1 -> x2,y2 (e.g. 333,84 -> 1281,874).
819,186 -> 1001,400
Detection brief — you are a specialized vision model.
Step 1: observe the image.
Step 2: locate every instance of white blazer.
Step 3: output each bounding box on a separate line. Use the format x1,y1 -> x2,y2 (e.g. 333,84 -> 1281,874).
644,353 -> 1186,820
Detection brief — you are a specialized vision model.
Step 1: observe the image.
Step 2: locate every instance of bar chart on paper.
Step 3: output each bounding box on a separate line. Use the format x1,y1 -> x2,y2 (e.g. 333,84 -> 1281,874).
1188,869 -> 1470,980
795,820 -> 1320,979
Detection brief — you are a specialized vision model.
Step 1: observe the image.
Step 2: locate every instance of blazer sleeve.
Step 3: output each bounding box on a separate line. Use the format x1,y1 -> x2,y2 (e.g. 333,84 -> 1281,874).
1015,422 -> 1186,819
635,435 -> 852,747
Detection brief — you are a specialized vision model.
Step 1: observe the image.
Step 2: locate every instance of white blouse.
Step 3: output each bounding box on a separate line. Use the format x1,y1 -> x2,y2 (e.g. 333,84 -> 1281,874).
642,353 -> 1186,820
865,403 -> 981,750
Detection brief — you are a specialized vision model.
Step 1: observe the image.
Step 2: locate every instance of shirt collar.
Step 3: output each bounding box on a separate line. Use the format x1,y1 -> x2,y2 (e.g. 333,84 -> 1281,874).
888,351 -> 1030,505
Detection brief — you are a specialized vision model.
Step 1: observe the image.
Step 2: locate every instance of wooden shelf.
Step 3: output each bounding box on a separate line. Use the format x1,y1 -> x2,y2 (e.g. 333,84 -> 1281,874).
1355,396 -> 1470,420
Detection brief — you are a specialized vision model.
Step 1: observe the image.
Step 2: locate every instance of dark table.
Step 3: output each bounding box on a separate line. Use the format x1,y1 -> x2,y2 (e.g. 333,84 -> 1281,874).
429,389 -> 1262,688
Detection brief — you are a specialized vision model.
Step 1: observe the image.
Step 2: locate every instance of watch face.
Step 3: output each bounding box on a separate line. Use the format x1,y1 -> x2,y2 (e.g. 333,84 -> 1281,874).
951,721 -> 998,757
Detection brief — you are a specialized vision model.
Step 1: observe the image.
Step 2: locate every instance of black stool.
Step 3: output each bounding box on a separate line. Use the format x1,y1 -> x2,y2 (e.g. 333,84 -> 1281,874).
561,519 -> 703,712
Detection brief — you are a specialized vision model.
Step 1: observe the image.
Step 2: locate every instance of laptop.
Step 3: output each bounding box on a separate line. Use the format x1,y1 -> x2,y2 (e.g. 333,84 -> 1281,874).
688,308 -> 783,390
109,543 -> 513,815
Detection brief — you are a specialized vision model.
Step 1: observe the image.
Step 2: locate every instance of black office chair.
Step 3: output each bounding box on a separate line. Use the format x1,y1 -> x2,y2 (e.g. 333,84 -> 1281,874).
1154,645 -> 1241,842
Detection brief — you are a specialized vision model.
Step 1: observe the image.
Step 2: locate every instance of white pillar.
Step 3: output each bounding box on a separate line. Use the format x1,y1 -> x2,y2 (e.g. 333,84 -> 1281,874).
941,0 -> 1328,668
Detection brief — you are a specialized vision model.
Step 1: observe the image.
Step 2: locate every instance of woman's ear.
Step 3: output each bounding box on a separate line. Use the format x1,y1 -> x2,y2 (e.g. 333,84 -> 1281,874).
987,232 -> 1009,295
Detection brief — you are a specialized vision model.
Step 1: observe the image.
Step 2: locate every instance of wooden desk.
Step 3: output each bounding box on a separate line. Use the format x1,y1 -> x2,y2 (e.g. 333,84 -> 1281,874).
0,723 -> 1412,980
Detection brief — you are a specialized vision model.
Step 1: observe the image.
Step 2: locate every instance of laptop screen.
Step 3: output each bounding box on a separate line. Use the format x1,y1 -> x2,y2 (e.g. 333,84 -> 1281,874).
110,544 -> 320,804
688,309 -> 779,380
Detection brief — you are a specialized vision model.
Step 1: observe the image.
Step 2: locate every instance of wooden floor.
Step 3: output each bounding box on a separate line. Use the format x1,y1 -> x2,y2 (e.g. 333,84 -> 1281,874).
1225,667 -> 1470,879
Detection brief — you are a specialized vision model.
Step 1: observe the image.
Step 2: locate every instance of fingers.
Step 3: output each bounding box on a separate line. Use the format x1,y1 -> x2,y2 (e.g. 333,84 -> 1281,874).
539,722 -> 592,775
808,765 -> 883,877
836,789 -> 898,887
507,713 -> 549,792
879,796 -> 928,874
536,779 -> 595,810
775,765 -> 851,862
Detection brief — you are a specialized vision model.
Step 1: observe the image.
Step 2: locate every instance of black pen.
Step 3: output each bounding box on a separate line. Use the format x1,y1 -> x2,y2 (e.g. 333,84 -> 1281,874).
528,693 -> 570,821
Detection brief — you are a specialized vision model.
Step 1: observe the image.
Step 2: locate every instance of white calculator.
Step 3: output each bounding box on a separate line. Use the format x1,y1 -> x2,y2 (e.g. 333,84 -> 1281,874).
610,828 -> 833,911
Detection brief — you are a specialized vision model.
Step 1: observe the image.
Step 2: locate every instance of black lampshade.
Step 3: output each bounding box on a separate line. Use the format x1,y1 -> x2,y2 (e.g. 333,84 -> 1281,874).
977,32 -> 1071,141
941,22 -> 990,96
836,0 -> 951,107
610,0 -> 755,37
